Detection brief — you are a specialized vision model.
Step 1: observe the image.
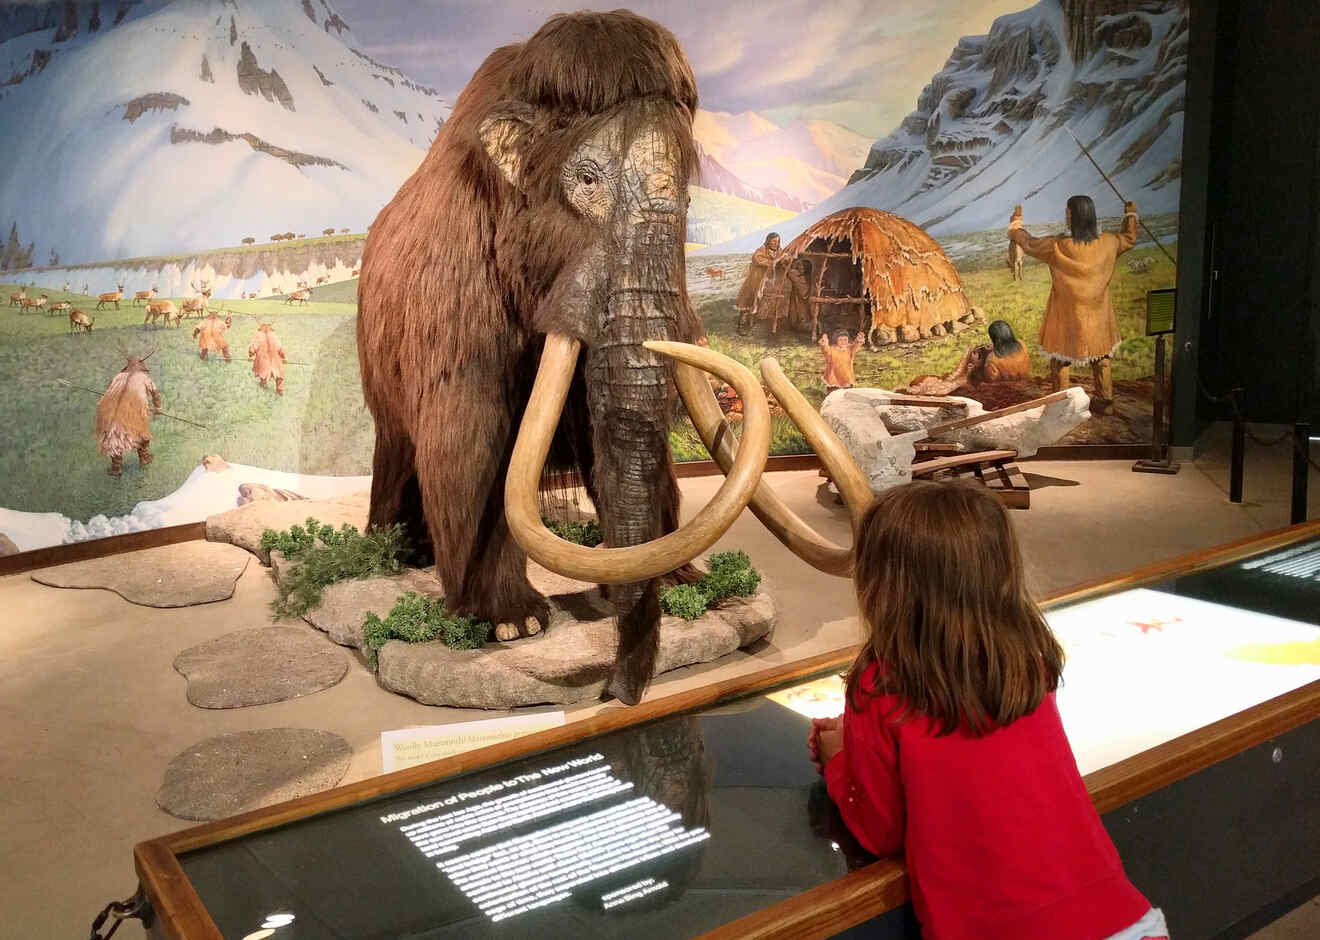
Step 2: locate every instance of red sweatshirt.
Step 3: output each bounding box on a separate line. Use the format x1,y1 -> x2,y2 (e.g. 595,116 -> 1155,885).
825,662 -> 1150,940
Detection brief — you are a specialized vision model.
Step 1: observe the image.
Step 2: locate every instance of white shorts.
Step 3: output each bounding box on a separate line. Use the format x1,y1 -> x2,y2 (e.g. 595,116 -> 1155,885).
1102,907 -> 1170,940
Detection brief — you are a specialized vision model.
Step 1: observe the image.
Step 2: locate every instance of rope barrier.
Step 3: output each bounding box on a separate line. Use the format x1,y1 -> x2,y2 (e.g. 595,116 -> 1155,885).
1194,373 -> 1319,474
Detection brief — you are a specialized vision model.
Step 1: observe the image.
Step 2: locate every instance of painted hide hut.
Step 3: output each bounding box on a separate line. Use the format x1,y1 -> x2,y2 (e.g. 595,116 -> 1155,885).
773,207 -> 974,346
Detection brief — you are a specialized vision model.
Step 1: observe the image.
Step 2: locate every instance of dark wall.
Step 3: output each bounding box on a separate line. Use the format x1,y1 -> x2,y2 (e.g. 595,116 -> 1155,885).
1181,0 -> 1320,435
1170,0 -> 1219,446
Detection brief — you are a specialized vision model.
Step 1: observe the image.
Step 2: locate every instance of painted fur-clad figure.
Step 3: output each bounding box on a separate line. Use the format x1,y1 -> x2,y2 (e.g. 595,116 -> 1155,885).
96,357 -> 161,476
735,232 -> 780,332
248,323 -> 287,395
901,320 -> 1031,396
357,11 -> 774,704
193,312 -> 233,361
1009,197 -> 1138,406
759,256 -> 811,334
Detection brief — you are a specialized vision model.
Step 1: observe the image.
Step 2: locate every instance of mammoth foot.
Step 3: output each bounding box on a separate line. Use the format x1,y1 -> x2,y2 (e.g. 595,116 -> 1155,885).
494,617 -> 542,642
487,593 -> 550,643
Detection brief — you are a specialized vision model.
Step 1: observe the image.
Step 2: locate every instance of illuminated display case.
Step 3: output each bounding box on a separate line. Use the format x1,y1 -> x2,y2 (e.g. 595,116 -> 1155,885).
135,523 -> 1320,940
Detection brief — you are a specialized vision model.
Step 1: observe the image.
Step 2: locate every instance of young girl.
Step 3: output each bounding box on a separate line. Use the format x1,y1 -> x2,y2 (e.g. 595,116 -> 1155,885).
808,481 -> 1168,940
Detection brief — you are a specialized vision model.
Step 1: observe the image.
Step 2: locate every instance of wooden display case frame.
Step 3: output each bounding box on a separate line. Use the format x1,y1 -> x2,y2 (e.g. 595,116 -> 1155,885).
134,520 -> 1320,939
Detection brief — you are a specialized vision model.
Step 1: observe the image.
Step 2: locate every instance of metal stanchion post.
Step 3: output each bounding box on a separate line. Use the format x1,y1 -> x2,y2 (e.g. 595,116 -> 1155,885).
1134,334 -> 1181,474
1292,422 -> 1310,523
1230,391 -> 1245,503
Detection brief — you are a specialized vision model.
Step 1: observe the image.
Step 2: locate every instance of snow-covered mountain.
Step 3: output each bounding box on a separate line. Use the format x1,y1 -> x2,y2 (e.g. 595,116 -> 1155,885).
692,109 -> 871,210
0,0 -> 449,266
708,0 -> 1188,253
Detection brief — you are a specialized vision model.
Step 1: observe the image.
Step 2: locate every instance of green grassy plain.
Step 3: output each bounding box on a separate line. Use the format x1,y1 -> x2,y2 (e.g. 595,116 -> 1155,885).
674,231 -> 1177,460
693,241 -> 1175,408
0,221 -> 1176,521
0,284 -> 369,520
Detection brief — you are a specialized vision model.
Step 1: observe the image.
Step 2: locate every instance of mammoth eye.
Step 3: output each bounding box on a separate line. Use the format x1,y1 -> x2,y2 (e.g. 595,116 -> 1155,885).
578,170 -> 597,186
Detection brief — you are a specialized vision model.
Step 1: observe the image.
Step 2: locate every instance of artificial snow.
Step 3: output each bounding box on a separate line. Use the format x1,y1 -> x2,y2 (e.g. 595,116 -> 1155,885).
0,460 -> 370,552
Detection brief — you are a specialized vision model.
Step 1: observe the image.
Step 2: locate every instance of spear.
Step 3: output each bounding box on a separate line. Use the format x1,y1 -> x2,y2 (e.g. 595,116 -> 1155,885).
1065,127 -> 1178,269
54,378 -> 211,429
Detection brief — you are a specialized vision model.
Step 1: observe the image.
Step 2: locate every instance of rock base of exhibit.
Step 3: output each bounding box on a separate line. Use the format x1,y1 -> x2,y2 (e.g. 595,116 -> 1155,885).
206,490 -> 369,563
173,626 -> 350,708
302,566 -> 444,647
155,728 -> 352,821
30,540 -> 251,607
214,495 -> 779,709
376,586 -> 777,708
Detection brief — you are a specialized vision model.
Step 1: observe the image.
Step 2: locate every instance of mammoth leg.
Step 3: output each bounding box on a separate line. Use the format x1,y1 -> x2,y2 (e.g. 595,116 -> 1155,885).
416,374 -> 547,640
368,421 -> 431,563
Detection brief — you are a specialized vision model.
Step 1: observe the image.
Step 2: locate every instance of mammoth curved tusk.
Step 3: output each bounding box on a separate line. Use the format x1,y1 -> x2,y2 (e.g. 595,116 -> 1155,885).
670,357 -> 874,577
504,334 -> 771,584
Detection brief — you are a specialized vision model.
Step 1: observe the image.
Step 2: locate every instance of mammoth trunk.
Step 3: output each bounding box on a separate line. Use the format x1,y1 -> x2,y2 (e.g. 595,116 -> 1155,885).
588,284 -> 680,705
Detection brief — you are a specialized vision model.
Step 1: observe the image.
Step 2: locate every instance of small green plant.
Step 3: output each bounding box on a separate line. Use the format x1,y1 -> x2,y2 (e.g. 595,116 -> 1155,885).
543,517 -> 603,547
267,519 -> 409,618
660,584 -> 708,620
260,517 -> 361,558
660,550 -> 762,620
362,592 -> 492,668
702,550 -> 763,601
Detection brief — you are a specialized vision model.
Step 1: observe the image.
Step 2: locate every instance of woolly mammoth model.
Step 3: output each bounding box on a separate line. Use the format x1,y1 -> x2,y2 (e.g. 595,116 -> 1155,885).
358,10 -> 869,704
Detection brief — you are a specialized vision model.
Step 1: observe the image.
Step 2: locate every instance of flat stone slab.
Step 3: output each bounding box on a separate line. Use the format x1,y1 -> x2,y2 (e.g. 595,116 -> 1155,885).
305,569 -> 443,648
156,728 -> 352,821
173,627 -> 350,708
377,588 -> 777,708
206,491 -> 369,563
31,541 -> 250,607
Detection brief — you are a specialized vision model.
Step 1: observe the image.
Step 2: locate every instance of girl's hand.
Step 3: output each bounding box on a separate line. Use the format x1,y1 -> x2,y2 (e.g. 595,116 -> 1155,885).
808,716 -> 843,773
816,727 -> 844,769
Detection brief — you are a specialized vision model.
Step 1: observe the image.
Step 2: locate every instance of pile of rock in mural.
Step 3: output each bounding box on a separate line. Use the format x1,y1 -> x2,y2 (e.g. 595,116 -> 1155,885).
206,493 -> 777,709
871,305 -> 987,346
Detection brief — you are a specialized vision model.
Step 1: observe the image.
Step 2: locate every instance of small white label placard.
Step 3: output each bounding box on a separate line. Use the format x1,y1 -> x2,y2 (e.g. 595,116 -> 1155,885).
381,712 -> 566,773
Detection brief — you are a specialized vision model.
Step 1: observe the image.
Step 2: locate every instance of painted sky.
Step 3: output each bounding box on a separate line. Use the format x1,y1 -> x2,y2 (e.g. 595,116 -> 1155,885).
331,0 -> 1034,138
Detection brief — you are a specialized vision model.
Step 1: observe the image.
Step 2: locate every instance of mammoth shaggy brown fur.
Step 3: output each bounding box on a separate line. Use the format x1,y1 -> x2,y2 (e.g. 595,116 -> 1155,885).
358,11 -> 704,703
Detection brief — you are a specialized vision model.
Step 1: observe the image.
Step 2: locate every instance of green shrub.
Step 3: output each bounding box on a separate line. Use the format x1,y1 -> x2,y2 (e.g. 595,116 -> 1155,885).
362,592 -> 492,668
260,517 -> 361,558
659,550 -> 761,620
543,517 -> 603,547
660,584 -> 708,620
268,520 -> 409,619
700,550 -> 762,603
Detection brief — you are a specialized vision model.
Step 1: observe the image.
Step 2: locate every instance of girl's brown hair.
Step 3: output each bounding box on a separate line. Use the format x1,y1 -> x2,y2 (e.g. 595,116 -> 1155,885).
846,480 -> 1063,736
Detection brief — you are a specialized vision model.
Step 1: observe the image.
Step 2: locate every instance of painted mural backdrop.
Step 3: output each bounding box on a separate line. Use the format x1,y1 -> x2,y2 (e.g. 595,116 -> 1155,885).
0,0 -> 1186,551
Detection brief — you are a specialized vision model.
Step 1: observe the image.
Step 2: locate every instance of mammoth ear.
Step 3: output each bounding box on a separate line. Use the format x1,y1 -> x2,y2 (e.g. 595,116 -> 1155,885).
479,102 -> 538,190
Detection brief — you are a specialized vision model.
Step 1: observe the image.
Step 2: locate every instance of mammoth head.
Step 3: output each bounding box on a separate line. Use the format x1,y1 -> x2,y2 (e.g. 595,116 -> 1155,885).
485,14 -> 876,596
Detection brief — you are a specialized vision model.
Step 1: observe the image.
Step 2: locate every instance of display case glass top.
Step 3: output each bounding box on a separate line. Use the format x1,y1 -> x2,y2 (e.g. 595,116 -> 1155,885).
154,528 -> 1320,940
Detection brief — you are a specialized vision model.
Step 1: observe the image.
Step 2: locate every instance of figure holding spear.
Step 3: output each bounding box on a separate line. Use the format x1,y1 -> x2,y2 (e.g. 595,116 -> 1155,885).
1009,194 -> 1138,410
